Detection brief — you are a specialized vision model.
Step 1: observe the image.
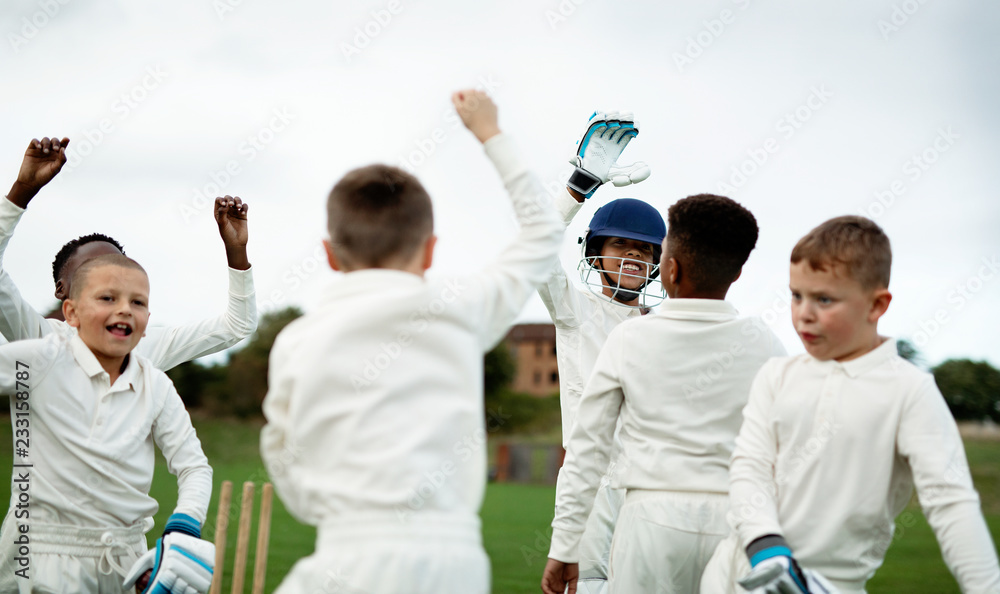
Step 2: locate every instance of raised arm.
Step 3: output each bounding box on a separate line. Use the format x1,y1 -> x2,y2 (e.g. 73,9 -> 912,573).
449,89 -> 564,349
537,189 -> 586,328
135,197 -> 257,371
899,377 -> 1000,591
540,111 -> 650,327
1,138 -> 71,342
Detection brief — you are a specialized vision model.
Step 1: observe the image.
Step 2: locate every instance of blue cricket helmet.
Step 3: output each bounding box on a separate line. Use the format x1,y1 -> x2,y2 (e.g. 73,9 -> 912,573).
581,198 -> 666,267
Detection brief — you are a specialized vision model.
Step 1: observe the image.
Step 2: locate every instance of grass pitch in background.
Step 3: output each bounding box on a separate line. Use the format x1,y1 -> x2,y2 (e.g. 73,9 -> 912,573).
1,417 -> 998,592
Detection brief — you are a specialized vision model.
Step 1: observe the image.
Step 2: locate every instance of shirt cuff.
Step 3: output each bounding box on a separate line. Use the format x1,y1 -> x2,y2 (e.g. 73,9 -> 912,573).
228,264 -> 255,296
555,189 -> 584,227
0,195 -> 26,230
548,527 -> 582,563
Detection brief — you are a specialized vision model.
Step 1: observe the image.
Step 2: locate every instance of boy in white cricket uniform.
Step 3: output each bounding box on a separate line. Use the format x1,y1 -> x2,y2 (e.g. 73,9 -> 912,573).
260,89 -> 563,594
0,254 -> 215,593
542,195 -> 786,594
702,216 -> 1000,594
540,112 -> 664,593
0,137 -> 258,370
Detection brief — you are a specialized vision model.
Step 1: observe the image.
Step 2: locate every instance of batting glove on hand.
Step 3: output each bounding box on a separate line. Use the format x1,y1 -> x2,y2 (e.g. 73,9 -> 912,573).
123,514 -> 215,594
567,111 -> 651,198
738,545 -> 838,594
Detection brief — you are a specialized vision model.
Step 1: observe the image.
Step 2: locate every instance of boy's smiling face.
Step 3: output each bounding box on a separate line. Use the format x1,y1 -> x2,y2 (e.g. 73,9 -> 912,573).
63,264 -> 150,374
790,260 -> 891,362
599,236 -> 655,293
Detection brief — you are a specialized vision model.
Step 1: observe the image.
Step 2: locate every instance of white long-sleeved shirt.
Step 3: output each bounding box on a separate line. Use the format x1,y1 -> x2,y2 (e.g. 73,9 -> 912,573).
549,299 -> 786,562
730,338 -> 1000,593
0,333 -> 212,528
538,190 -> 640,447
260,133 -> 563,528
0,197 -> 258,371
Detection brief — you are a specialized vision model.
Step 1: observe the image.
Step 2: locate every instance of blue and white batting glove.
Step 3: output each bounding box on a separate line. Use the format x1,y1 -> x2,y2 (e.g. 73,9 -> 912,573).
738,536 -> 839,594
123,513 -> 215,594
567,110 -> 651,198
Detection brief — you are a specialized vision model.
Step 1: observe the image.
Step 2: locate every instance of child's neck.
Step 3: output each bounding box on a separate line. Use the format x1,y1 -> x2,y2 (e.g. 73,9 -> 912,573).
95,353 -> 129,384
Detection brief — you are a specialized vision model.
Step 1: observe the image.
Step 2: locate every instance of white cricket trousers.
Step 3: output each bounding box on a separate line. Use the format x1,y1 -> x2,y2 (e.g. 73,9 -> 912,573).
0,510 -> 146,593
276,511 -> 490,594
576,484 -> 624,594
701,534 -> 867,594
608,489 -> 729,594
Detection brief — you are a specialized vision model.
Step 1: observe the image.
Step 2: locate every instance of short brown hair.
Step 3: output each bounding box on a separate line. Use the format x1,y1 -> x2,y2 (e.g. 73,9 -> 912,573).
70,253 -> 147,299
791,216 -> 891,289
327,165 -> 434,268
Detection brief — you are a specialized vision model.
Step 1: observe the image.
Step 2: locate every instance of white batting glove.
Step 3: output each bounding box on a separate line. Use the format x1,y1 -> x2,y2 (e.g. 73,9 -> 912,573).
739,553 -> 839,594
567,110 -> 650,198
123,513 -> 215,594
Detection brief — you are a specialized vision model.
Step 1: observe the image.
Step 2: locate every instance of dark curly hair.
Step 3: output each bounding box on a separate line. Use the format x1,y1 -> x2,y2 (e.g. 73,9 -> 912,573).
51,233 -> 126,286
666,194 -> 758,292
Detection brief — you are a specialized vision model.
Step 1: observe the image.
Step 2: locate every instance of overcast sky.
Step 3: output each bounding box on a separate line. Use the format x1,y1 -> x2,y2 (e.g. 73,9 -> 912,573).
2,0 -> 998,368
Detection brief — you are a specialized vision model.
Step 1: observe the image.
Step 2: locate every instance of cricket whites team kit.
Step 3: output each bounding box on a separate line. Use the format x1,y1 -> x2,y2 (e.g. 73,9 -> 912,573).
5,106 -> 1000,594
0,195 -> 257,591
259,133 -> 563,593
539,188 -> 665,593
702,338 -> 1000,594
0,333 -> 213,593
550,299 -> 786,593
0,197 -> 259,370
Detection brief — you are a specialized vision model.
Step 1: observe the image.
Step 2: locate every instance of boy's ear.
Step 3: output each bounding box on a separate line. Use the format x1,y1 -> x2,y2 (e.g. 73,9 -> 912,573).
732,268 -> 743,283
323,240 -> 341,272
422,235 -> 437,271
868,288 -> 892,323
54,279 -> 68,301
62,299 -> 79,328
668,257 -> 680,285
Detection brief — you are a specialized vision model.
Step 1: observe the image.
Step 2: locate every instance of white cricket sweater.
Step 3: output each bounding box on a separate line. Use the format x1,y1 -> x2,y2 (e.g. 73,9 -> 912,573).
260,133 -> 563,534
549,299 -> 785,561
730,338 -> 1000,592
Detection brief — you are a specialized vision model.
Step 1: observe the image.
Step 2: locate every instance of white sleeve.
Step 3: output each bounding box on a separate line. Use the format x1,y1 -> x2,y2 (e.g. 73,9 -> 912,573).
898,377 -> 1000,592
729,360 -> 785,547
0,198 -> 53,342
259,333 -> 309,523
537,190 -> 587,328
549,326 -> 624,562
454,134 -> 564,350
151,375 -> 213,525
136,267 -> 258,371
0,334 -> 61,394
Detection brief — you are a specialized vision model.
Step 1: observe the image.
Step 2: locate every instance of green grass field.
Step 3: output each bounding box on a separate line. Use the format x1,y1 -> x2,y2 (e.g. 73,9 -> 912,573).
1,416 -> 998,592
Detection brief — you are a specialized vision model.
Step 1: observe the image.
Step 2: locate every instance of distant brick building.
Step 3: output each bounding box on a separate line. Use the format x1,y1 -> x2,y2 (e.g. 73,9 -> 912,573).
504,323 -> 559,397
